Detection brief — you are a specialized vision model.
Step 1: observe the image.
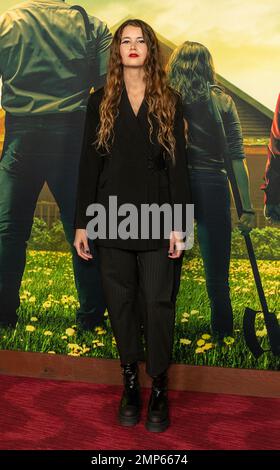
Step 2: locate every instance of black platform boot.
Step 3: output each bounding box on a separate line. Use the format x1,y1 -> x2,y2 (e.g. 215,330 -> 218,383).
119,362 -> 141,426
146,369 -> 169,432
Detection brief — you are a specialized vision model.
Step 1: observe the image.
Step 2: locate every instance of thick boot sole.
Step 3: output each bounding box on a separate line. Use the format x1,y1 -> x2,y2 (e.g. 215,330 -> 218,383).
118,411 -> 140,427
145,417 -> 170,433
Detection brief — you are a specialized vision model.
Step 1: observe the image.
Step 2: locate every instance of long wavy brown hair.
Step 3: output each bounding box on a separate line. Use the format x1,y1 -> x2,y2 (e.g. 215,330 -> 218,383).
166,41 -> 217,104
96,19 -> 179,162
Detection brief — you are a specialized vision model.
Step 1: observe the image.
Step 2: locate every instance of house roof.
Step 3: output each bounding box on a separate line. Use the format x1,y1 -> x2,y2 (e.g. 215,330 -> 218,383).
216,74 -> 273,120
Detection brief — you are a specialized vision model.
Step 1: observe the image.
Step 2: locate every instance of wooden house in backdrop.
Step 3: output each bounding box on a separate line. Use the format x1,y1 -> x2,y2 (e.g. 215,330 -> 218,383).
0,18 -> 274,228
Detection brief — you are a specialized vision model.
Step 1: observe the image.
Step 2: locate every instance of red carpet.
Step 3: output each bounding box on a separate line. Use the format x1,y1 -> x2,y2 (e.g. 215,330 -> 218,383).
0,374 -> 279,450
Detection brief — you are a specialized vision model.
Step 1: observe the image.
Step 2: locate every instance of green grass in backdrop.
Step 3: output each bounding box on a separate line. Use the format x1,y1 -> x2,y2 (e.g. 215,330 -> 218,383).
0,249 -> 279,370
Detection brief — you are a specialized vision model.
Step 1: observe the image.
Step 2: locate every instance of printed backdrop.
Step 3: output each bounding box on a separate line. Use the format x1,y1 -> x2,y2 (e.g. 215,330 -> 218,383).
0,0 -> 279,370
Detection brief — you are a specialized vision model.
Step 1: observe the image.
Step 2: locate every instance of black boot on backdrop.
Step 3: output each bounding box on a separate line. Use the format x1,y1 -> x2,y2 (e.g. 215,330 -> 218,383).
119,362 -> 141,427
145,369 -> 169,433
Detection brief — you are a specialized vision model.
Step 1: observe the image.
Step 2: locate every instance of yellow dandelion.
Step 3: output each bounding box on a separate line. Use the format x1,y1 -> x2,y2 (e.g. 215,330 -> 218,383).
29,296 -> 36,303
48,351 -> 56,354
82,347 -> 90,353
67,343 -> 80,349
61,335 -> 68,340
256,329 -> 267,338
203,343 -> 213,350
190,310 -> 199,315
44,269 -> 52,276
202,334 -> 211,340
223,336 -> 235,345
182,312 -> 190,318
42,301 -> 52,309
180,339 -> 192,345
96,342 -> 104,347
195,347 -> 204,354
68,352 -> 81,356
181,318 -> 189,323
97,329 -> 106,335
30,317 -> 38,322
25,325 -> 36,332
92,339 -> 100,344
65,328 -> 75,337
44,331 -> 53,336
197,339 -> 205,347
23,290 -> 31,296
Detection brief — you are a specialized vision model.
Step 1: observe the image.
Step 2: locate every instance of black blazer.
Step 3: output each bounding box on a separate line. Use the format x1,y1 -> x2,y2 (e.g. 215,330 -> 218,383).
74,85 -> 191,250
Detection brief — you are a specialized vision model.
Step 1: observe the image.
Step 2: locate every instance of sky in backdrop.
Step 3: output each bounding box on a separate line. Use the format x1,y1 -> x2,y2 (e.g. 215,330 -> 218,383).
0,0 -> 279,111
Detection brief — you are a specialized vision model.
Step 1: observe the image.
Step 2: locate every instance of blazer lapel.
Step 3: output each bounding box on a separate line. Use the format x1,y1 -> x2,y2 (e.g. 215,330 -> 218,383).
136,97 -> 162,158
116,86 -> 162,159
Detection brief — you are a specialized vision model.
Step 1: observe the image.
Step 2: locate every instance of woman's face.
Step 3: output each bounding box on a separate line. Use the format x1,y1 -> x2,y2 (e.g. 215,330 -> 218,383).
119,25 -> 148,68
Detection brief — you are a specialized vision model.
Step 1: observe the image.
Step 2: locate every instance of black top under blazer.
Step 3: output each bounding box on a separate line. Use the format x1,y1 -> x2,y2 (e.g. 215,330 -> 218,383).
74,85 -> 191,250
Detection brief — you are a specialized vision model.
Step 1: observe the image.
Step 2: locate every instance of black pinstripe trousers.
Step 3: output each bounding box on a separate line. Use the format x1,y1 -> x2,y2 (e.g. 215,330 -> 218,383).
97,246 -> 176,377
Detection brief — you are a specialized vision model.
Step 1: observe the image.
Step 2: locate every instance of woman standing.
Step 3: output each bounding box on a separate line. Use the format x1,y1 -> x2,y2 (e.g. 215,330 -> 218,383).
74,20 -> 191,432
167,41 -> 254,340
262,93 -> 280,222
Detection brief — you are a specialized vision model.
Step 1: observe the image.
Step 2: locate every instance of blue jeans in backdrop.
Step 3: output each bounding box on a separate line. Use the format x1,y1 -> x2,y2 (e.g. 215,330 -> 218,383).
0,112 -> 106,328
189,169 -> 233,338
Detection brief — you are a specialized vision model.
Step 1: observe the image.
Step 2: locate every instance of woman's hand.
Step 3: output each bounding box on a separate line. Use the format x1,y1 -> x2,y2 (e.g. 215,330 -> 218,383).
73,229 -> 93,260
237,213 -> 255,236
168,231 -> 185,258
